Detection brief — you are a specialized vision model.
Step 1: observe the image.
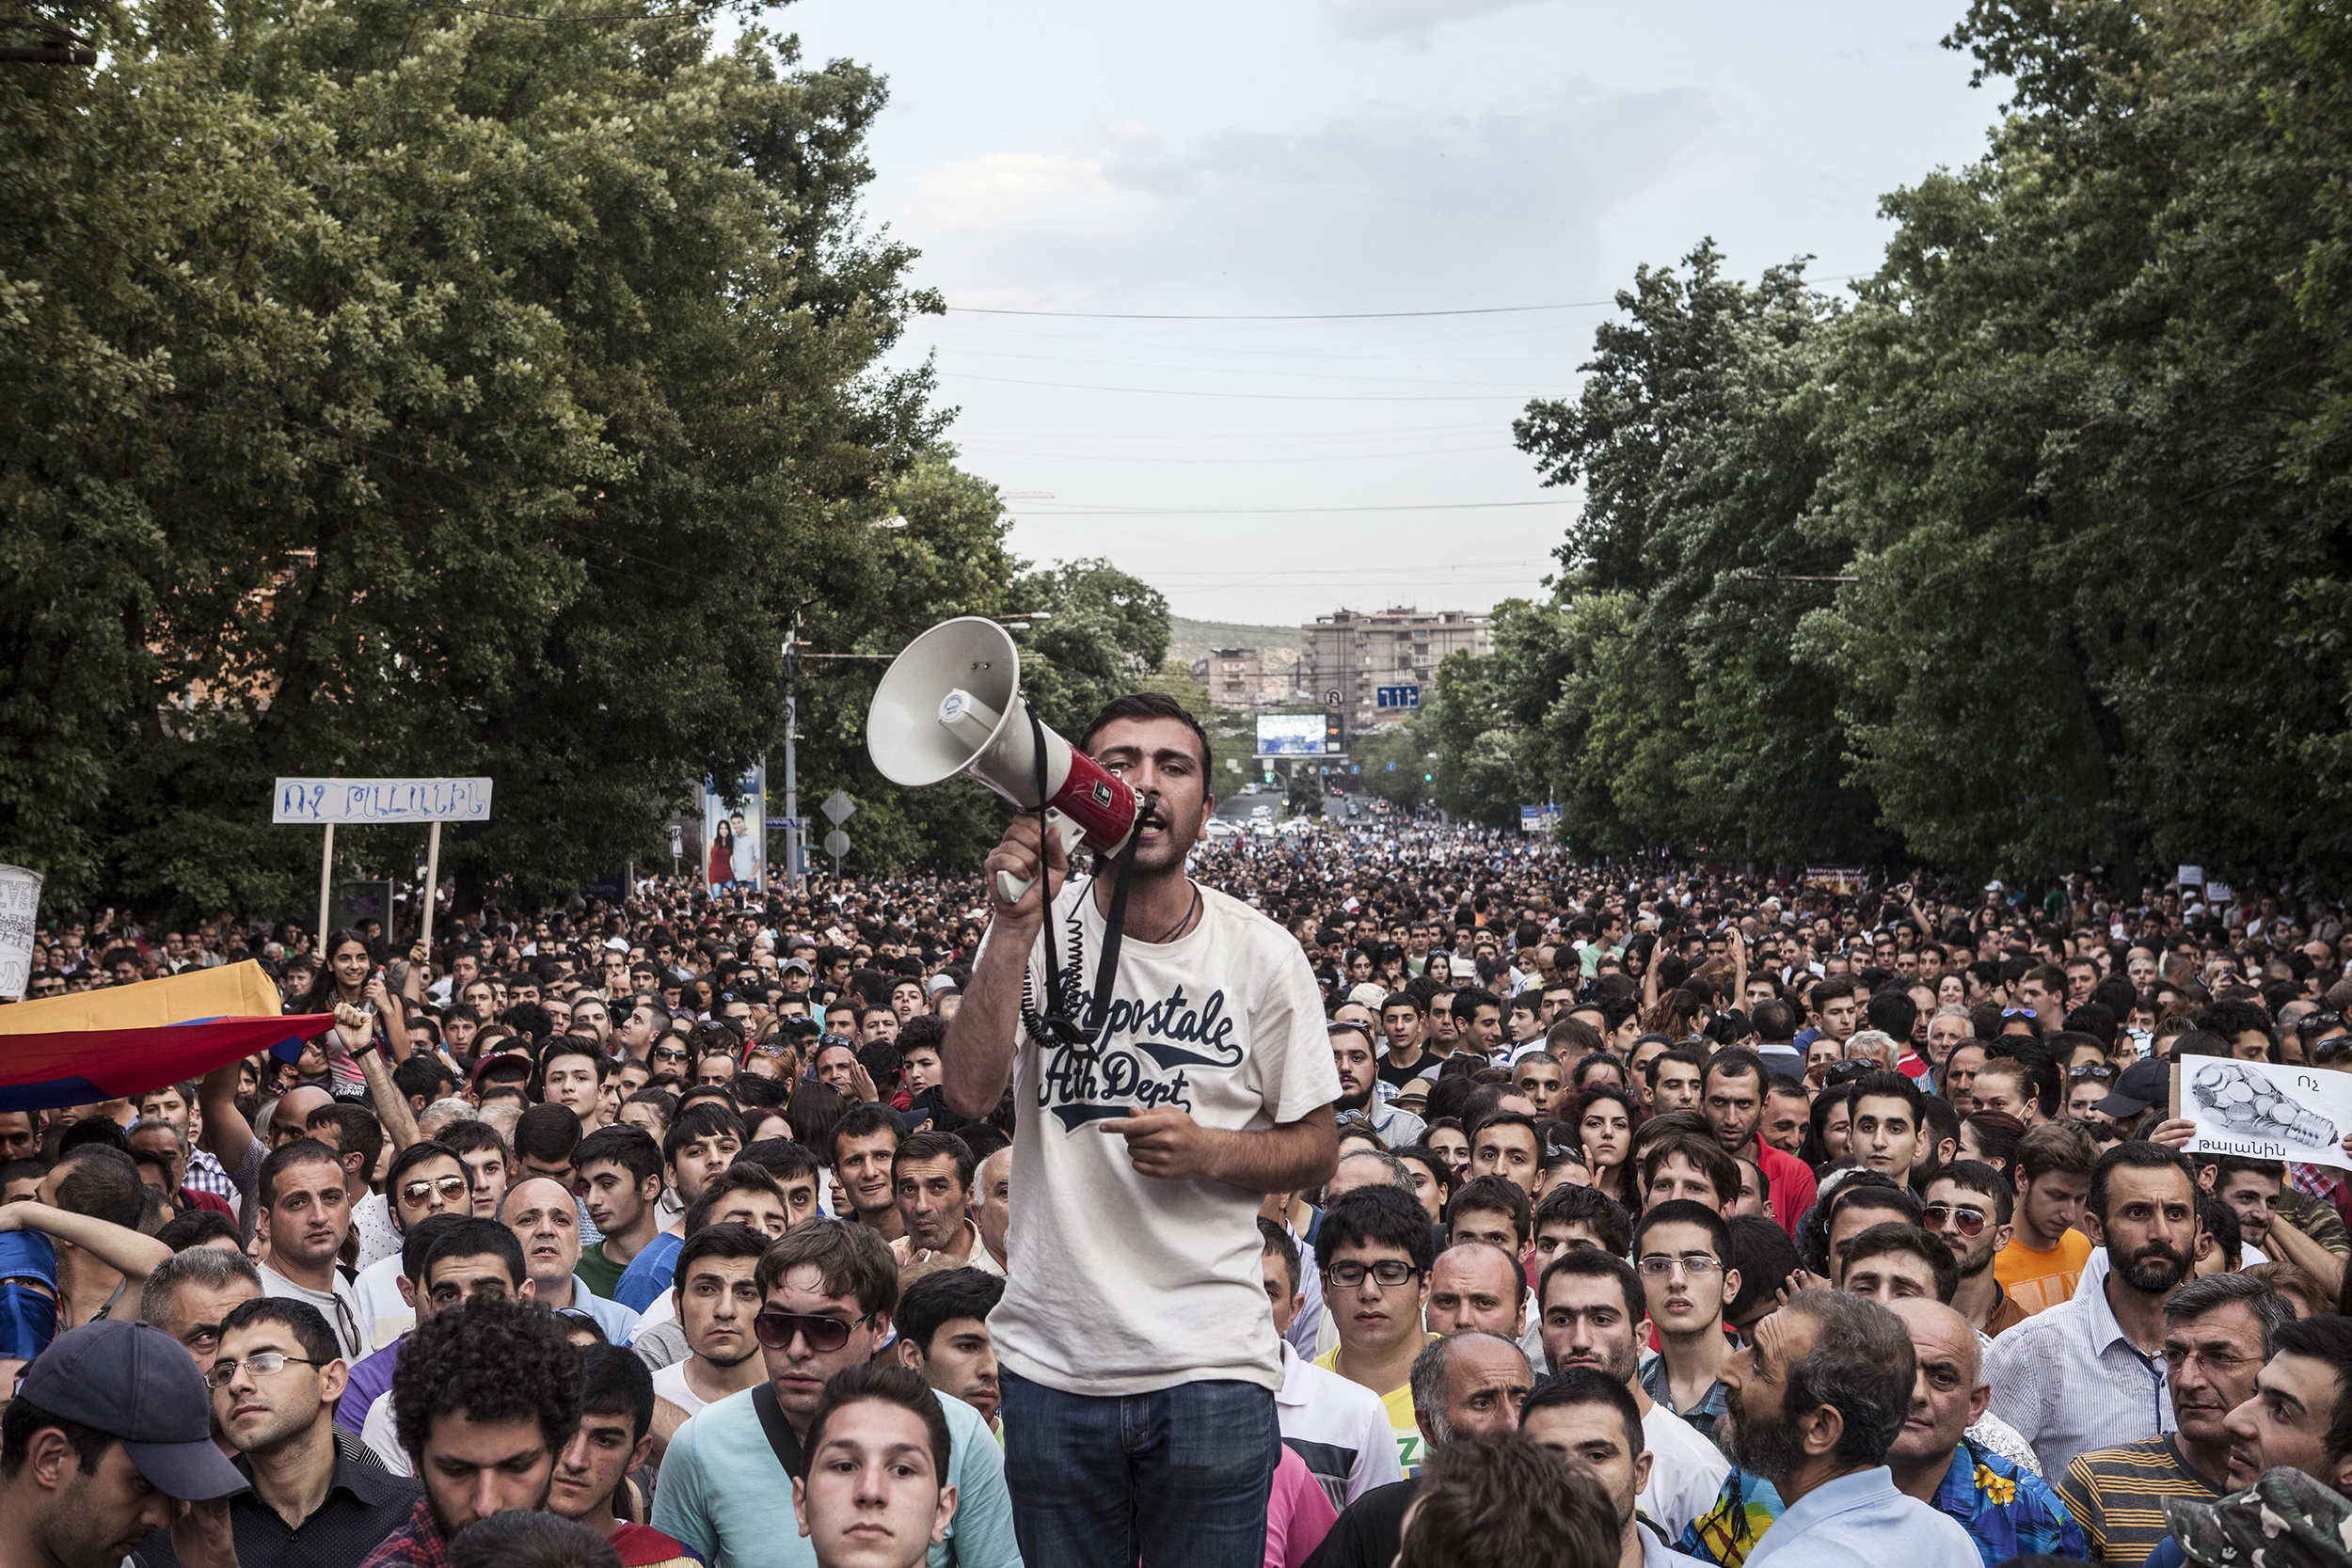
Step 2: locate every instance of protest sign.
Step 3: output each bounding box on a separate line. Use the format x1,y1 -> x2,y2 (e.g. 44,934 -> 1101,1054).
0,865 -> 40,1001
2176,1056 -> 2352,1170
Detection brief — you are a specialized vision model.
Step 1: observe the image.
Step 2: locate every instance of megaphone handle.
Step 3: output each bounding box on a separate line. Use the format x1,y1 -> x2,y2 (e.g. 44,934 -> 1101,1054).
996,810 -> 1088,907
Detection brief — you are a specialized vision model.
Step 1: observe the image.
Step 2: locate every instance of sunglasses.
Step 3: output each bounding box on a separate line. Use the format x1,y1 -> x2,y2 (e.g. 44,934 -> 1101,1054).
1921,1202 -> 1990,1237
2065,1064 -> 2117,1081
752,1310 -> 874,1354
400,1175 -> 470,1205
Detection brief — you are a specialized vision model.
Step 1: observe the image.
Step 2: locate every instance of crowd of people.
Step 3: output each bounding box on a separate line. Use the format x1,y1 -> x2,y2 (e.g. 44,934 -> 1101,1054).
4,691 -> 2352,1568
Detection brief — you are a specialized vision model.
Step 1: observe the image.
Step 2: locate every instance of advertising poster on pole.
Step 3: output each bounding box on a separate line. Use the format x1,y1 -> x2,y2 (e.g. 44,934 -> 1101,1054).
703,766 -> 765,891
2177,1056 -> 2352,1171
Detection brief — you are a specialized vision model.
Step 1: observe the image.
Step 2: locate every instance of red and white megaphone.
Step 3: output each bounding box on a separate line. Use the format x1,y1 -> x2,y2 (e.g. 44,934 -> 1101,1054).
866,617 -> 1140,906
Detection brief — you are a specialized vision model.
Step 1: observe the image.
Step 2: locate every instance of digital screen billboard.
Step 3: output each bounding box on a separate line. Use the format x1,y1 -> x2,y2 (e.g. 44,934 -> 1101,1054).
1256,714 -> 1330,755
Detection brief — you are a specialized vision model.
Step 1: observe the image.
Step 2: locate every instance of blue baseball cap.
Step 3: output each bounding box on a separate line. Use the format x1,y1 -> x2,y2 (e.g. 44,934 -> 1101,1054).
17,1320 -> 247,1500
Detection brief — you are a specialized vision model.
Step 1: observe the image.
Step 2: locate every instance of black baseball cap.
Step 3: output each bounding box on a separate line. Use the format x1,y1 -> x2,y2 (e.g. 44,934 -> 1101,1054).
2096,1058 -> 2171,1117
18,1320 -> 247,1500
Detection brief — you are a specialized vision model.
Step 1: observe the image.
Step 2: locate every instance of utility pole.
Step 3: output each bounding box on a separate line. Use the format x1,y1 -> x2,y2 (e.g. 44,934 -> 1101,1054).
783,614 -> 804,896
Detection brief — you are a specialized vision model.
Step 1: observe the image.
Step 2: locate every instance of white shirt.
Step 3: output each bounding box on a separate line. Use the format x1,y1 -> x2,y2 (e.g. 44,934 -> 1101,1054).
351,1191 -> 401,1272
1273,1340 -> 1404,1509
258,1259 -> 368,1360
350,1253 -> 416,1350
650,1358 -> 707,1417
1641,1401 -> 1729,1545
361,1389 -> 411,1475
983,879 -> 1342,1398
1983,1267 -> 2173,1480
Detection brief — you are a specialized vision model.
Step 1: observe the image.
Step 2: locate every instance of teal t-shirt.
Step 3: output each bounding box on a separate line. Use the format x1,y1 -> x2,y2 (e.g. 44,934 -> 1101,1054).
650,1383 -> 1020,1568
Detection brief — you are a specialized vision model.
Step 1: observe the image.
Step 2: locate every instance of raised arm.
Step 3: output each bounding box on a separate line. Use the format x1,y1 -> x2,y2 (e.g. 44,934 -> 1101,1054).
942,816 -> 1067,1120
198,1058 -> 256,1175
0,1199 -> 171,1284
338,1002 -> 421,1151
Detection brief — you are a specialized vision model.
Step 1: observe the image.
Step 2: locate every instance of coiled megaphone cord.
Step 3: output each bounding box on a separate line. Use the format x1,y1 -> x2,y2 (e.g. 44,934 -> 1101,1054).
1019,705 -> 1138,1062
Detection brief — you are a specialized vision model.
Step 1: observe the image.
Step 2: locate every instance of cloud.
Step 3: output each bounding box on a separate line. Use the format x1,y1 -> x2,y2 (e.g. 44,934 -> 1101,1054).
900,80 -> 1718,312
1325,0 -> 1559,47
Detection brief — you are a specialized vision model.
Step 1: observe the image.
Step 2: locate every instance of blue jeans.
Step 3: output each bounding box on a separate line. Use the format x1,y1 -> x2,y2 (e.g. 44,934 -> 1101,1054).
999,1370 -> 1279,1568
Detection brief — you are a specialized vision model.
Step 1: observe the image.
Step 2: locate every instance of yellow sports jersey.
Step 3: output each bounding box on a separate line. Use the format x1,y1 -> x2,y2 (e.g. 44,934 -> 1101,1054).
1313,1344 -> 1426,1473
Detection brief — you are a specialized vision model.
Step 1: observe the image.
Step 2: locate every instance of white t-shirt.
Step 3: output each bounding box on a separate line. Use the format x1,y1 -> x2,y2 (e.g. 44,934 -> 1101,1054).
361,1389 -> 412,1475
983,878 -> 1342,1397
650,1358 -> 707,1417
1274,1341 -> 1404,1509
1641,1401 -> 1729,1544
350,1253 -> 415,1350
258,1260 -> 369,1360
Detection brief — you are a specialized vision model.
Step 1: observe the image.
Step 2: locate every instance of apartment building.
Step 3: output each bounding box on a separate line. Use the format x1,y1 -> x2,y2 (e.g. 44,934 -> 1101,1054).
1296,608 -> 1491,731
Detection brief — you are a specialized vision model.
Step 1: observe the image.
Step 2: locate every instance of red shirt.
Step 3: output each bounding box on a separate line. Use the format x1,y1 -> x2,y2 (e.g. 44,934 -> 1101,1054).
1756,1142 -> 1816,1241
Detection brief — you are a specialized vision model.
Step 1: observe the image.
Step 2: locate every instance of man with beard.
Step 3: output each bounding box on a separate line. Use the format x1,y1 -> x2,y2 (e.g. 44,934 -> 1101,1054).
1918,1161 -> 2030,1337
2058,1272 -> 2288,1564
1709,1291 -> 1980,1567
1537,1249 -> 1726,1544
1679,1298 -> 2081,1566
358,1294 -> 580,1568
945,693 -> 1342,1568
1985,1141 -> 2202,1479
1699,1051 -> 1814,1241
1519,1370 -> 1708,1566
1332,1022 -> 1422,1148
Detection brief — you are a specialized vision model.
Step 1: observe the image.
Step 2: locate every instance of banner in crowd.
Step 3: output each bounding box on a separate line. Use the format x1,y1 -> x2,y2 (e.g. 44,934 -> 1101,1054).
0,865 -> 40,1002
0,959 -> 285,1033
2178,1056 -> 2352,1171
703,767 -> 765,892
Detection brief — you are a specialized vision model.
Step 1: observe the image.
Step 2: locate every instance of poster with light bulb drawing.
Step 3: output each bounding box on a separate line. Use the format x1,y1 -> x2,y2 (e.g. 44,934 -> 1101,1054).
2180,1057 -> 2352,1170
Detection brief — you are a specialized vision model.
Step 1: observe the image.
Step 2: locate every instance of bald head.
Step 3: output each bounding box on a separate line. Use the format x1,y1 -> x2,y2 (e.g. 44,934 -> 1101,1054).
268,1086 -> 333,1143
1426,1242 -> 1524,1338
1888,1296 -> 1980,1385
499,1176 -> 580,1287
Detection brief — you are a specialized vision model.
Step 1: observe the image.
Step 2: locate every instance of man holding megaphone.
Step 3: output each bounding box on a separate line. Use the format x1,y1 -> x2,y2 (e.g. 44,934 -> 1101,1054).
872,630 -> 1339,1568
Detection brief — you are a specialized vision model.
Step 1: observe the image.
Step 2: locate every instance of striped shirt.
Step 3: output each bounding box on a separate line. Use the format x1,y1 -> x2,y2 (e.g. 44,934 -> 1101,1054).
2056,1435 -> 2223,1564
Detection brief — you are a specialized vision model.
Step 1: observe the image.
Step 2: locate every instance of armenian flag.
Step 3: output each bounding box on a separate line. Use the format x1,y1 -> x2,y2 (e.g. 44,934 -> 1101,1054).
0,960 -> 327,1112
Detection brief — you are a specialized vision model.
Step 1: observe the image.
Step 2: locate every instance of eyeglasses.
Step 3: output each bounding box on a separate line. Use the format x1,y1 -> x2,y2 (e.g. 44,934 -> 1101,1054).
1323,1259 -> 1422,1290
650,1045 -> 689,1064
2065,1065 -> 2117,1082
2165,1346 -> 2261,1375
1635,1254 -> 1722,1278
752,1310 -> 875,1354
400,1175 -> 470,1205
206,1353 -> 322,1387
1921,1203 -> 1990,1237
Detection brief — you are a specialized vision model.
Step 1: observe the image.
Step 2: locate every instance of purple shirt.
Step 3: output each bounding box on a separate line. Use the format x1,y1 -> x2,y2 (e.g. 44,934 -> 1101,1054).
336,1337 -> 404,1435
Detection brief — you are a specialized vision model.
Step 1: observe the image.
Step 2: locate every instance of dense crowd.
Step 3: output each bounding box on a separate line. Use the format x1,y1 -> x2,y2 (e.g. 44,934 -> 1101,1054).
2,696 -> 2351,1568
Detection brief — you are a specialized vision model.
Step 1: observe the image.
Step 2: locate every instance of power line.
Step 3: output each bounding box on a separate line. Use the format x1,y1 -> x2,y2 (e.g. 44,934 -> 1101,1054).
948,372 -> 1526,403
1018,500 -> 1568,516
943,277 -> 1862,325
947,299 -> 1618,323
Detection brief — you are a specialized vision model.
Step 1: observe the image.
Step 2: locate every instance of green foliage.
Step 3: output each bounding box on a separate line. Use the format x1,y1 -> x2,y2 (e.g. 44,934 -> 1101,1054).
0,0 -> 965,910
1490,0 -> 2352,886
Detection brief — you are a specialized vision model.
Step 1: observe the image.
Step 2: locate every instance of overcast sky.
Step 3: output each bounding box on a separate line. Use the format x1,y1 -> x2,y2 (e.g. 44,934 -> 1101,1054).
786,0 -> 2010,626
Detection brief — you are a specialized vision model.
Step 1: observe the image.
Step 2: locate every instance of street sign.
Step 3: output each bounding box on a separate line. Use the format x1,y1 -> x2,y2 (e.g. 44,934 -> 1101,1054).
821,790 -> 856,826
1375,685 -> 1422,710
822,829 -> 851,859
1323,689 -> 1343,707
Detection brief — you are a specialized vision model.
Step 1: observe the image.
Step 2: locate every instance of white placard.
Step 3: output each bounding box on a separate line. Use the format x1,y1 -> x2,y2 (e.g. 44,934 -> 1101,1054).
0,864 -> 41,1001
2177,864 -> 2204,888
2180,1057 -> 2352,1170
273,777 -> 494,824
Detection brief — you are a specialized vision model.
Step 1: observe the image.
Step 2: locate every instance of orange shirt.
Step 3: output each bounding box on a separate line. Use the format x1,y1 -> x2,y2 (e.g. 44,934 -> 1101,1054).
1994,1227 -> 2092,1316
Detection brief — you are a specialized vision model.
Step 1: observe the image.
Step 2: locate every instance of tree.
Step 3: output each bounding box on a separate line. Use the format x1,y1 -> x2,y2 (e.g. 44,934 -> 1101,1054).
0,0 -> 966,911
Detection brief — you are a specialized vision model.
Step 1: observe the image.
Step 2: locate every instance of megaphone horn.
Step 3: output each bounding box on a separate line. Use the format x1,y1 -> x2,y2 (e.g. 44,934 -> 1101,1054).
866,617 -> 1141,905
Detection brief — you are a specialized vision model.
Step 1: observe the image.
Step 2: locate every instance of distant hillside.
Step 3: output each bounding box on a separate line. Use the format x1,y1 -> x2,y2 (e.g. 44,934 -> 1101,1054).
1168,615 -> 1304,667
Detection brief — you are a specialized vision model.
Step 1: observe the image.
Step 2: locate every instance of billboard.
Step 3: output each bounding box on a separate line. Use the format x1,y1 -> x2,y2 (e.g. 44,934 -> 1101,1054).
703,765 -> 766,891
1257,714 -> 1330,756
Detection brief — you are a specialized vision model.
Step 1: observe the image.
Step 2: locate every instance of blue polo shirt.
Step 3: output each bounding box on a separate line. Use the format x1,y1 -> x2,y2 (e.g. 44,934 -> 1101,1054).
651,1384 -> 1019,1568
